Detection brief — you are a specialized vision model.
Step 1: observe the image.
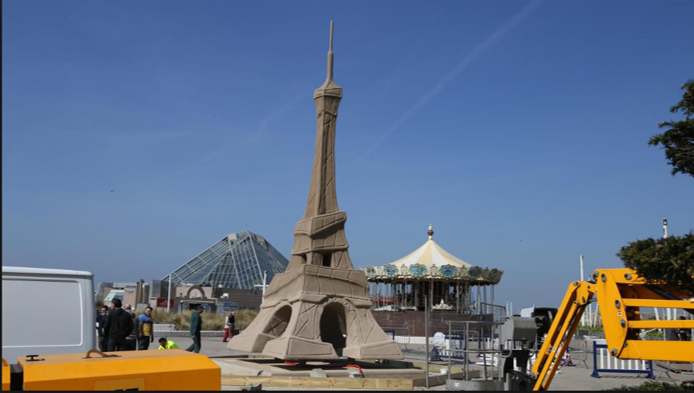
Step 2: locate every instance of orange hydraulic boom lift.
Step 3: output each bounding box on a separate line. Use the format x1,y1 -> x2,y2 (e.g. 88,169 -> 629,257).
531,268 -> 694,391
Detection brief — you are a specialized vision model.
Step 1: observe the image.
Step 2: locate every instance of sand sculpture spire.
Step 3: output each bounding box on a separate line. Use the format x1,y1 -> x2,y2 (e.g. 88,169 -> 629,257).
325,20 -> 335,86
302,20 -> 342,219
288,19 -> 349,272
227,22 -> 403,361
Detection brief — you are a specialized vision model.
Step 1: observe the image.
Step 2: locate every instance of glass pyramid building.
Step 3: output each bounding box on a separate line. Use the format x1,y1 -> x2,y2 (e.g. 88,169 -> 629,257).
162,231 -> 289,289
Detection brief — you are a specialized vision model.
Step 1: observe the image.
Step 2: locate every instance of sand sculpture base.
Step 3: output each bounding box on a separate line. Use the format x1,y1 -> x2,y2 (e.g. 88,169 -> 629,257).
228,264 -> 402,360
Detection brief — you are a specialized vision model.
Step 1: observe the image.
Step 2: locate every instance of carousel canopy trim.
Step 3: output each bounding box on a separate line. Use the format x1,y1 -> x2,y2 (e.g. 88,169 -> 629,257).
362,263 -> 503,285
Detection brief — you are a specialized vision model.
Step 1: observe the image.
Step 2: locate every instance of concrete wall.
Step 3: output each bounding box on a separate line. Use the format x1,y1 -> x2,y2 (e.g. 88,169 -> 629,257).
123,289 -> 136,307
216,288 -> 262,312
175,286 -> 213,299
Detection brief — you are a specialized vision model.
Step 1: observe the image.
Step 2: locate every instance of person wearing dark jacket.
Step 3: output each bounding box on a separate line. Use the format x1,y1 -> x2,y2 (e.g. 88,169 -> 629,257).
96,305 -> 108,352
185,305 -> 204,353
103,298 -> 134,351
123,304 -> 138,351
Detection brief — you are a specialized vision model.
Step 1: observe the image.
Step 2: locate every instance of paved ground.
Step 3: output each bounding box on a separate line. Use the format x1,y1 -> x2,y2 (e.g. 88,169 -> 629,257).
145,334 -> 694,391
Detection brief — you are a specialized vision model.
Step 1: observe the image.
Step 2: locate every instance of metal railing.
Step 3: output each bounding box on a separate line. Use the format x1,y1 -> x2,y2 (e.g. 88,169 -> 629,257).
153,323 -> 175,334
381,326 -> 411,350
444,320 -> 504,383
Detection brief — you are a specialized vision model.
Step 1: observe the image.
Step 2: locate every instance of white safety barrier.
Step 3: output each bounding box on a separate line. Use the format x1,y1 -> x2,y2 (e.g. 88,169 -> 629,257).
472,353 -> 537,371
153,323 -> 175,333
591,340 -> 654,379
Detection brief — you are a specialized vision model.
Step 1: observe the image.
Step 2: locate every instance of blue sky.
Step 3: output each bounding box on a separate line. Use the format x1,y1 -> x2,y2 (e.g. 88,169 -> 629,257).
3,0 -> 693,310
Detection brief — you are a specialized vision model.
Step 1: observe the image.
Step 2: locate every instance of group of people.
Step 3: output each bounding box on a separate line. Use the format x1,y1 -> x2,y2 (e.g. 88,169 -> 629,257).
95,298 -> 185,353
96,300 -> 238,354
96,299 -> 155,352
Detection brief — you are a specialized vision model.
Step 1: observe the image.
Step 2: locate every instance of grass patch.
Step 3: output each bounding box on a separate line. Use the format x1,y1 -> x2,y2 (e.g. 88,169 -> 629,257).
143,309 -> 257,331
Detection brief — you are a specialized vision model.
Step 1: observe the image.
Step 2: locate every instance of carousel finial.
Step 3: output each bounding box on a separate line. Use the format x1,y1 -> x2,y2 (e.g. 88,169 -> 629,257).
427,223 -> 434,240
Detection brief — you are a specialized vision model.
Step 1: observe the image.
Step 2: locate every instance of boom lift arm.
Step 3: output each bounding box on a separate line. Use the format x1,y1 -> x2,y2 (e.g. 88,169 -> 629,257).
531,268 -> 694,391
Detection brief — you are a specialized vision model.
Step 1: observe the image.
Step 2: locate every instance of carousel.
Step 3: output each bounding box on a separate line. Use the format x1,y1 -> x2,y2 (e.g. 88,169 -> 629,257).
362,224 -> 503,314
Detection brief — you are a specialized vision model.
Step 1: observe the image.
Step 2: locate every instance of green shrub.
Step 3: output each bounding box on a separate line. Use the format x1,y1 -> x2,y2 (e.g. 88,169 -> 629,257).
144,309 -> 257,331
644,330 -> 664,339
233,309 -> 258,326
608,380 -> 694,391
577,324 -> 604,334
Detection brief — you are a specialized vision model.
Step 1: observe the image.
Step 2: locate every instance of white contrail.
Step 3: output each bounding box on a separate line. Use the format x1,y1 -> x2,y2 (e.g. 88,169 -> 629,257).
352,0 -> 543,166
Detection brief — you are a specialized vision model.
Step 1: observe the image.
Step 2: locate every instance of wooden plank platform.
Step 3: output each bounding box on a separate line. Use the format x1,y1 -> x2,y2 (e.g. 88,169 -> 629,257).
216,355 -> 480,390
221,375 -> 413,390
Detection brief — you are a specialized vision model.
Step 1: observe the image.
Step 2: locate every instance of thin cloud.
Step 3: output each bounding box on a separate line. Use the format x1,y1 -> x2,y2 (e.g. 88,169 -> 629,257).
109,131 -> 189,144
147,92 -> 307,188
352,0 -> 543,166
246,94 -> 305,144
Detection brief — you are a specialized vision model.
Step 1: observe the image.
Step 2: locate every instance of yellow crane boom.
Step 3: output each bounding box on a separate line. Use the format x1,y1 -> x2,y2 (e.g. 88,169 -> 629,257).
531,268 -> 694,391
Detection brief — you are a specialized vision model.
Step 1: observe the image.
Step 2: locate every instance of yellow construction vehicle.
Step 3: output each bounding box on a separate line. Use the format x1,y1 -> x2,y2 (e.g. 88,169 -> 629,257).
531,268 -> 694,391
1,349 -> 221,391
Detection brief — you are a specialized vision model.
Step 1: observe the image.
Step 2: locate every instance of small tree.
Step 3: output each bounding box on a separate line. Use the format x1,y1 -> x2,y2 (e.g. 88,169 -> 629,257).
648,79 -> 694,177
618,80 -> 694,296
617,233 -> 694,297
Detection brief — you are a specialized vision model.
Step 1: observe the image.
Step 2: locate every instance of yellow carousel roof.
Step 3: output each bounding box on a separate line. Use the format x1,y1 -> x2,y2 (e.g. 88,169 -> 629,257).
390,224 -> 472,269
362,223 -> 503,284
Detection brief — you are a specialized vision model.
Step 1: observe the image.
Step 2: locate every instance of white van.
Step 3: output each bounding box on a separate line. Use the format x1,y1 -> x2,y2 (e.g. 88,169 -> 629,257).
1,266 -> 95,362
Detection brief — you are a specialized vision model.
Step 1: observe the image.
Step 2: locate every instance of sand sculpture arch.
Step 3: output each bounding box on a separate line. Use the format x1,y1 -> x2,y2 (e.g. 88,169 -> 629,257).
319,301 -> 348,355
262,303 -> 294,338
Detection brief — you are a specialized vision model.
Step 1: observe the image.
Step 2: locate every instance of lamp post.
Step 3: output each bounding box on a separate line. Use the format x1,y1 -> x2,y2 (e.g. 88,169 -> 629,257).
580,255 -> 585,326
167,274 -> 172,312
425,294 -> 429,389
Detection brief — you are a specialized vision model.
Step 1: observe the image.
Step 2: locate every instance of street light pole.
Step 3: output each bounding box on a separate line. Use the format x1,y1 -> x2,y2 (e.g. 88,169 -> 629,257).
167,274 -> 172,312
425,294 -> 429,389
580,255 -> 585,326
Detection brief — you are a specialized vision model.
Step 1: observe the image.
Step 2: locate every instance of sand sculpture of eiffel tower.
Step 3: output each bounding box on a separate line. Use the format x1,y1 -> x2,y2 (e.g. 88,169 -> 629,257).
227,22 -> 403,360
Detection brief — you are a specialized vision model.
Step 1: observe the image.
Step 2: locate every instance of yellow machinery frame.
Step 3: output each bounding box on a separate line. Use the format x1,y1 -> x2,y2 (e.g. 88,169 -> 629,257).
531,268 -> 694,391
15,349 -> 220,391
2,359 -> 10,391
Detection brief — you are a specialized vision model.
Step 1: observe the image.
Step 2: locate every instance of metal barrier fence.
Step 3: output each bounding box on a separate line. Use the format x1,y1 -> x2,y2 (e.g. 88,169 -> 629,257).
591,341 -> 654,379
568,339 -> 589,369
444,321 -> 504,383
441,331 -> 482,359
381,326 -> 411,350
153,323 -> 175,334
